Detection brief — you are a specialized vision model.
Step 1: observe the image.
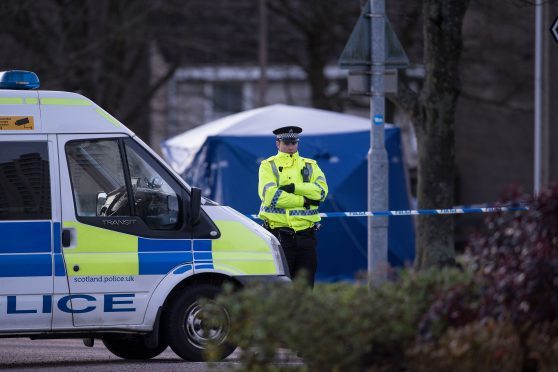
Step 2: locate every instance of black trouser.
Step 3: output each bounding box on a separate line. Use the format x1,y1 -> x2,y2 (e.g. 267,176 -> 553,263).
269,227 -> 317,288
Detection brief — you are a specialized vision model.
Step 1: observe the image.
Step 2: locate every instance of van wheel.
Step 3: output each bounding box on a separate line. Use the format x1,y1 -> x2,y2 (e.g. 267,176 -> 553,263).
102,335 -> 168,359
164,284 -> 236,361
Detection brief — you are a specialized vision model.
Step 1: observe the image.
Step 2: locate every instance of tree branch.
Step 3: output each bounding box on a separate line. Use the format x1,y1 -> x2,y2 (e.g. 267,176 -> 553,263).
268,0 -> 312,35
122,63 -> 179,125
460,90 -> 532,113
388,79 -> 420,124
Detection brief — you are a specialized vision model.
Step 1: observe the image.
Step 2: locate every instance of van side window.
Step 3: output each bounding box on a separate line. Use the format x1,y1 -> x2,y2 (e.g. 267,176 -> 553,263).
66,139 -> 130,217
124,142 -> 180,230
66,138 -> 180,231
0,142 -> 51,220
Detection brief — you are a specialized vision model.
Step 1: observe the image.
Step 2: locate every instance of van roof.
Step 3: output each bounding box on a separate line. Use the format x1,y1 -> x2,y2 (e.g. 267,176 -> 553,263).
0,90 -> 134,135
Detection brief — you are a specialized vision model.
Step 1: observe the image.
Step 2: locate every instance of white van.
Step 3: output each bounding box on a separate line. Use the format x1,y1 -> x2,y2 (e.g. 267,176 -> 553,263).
0,71 -> 288,361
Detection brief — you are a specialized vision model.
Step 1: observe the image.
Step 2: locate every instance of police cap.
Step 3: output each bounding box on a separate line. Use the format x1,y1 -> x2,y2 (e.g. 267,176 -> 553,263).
273,126 -> 302,142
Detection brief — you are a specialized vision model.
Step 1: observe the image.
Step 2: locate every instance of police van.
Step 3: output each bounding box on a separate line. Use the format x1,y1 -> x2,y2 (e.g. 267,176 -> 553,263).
0,71 -> 288,361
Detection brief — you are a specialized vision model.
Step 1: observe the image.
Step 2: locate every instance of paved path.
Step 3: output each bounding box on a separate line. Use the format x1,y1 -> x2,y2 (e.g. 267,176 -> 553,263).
0,339 -> 302,371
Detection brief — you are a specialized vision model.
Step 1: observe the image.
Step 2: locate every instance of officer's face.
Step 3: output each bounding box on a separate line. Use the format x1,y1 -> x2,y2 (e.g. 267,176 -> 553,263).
277,139 -> 298,154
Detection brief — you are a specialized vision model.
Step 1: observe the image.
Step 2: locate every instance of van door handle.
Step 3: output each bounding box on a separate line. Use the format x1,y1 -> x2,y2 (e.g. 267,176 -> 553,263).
62,229 -> 72,247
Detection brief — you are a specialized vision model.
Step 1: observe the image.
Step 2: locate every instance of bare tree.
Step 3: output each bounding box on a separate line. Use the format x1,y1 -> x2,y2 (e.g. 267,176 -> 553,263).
267,0 -> 361,111
0,0 -> 198,141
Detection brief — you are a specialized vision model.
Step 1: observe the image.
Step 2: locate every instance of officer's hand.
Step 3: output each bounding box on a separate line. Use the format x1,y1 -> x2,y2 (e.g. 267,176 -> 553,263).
279,183 -> 295,193
303,197 -> 320,209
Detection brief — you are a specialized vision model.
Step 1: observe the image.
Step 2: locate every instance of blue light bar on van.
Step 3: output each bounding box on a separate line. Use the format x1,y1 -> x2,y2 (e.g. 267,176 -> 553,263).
0,70 -> 40,90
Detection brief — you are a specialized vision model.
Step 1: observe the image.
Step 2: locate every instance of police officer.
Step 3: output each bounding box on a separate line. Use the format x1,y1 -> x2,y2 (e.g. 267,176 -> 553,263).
258,126 -> 328,288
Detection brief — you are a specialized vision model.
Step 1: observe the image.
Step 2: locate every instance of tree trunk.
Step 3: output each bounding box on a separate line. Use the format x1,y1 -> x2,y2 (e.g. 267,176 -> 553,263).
307,56 -> 331,110
414,118 -> 456,268
414,0 -> 469,269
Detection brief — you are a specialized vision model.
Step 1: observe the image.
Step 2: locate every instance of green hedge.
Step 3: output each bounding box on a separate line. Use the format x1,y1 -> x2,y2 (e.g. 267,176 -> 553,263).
209,272 -> 558,371
209,269 -> 471,371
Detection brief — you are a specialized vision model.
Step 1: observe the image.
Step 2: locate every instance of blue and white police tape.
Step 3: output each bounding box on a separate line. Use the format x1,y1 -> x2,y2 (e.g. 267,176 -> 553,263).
248,205 -> 529,219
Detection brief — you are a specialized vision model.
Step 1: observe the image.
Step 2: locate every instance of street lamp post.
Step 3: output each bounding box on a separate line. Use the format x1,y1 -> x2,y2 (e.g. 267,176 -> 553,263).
368,0 -> 389,285
339,0 -> 409,288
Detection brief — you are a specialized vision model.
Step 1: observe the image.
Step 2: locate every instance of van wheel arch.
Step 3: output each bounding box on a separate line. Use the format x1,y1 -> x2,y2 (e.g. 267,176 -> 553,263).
162,273 -> 242,313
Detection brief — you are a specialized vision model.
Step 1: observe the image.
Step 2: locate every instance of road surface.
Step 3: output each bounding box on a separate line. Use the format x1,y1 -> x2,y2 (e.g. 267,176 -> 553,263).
0,339 -> 302,371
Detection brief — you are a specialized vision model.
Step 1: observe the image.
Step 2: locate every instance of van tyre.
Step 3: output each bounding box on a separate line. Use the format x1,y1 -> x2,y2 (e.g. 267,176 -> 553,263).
102,334 -> 168,359
164,284 -> 236,361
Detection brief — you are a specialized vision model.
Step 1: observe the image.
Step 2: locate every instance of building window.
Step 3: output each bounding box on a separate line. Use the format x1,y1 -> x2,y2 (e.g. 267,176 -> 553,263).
212,82 -> 243,115
0,142 -> 51,220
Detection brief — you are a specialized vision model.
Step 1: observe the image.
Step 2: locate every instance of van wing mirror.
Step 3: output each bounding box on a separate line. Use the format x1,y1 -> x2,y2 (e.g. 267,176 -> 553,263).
189,187 -> 202,226
96,192 -> 107,216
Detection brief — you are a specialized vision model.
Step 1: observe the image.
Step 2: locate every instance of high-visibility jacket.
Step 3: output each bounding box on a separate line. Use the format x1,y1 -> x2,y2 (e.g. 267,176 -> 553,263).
258,151 -> 328,231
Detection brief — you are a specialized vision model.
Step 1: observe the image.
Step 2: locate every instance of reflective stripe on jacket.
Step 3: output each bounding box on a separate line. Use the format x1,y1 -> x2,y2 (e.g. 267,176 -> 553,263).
258,151 -> 328,231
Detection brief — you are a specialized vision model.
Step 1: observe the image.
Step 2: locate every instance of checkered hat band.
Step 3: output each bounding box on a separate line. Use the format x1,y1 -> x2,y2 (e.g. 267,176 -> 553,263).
277,133 -> 299,140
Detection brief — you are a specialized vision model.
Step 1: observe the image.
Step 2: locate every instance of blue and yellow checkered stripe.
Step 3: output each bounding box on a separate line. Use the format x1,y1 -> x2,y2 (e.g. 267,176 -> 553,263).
0,220 -> 278,278
62,222 -> 212,276
0,221 -> 210,277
